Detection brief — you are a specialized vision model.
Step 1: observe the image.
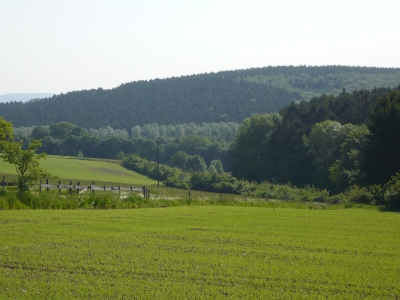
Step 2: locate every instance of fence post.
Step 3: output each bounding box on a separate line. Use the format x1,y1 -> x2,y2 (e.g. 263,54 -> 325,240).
118,185 -> 120,194
39,180 -> 42,194
46,178 -> 49,192
143,186 -> 145,198
92,182 -> 95,194
148,188 -> 150,199
69,180 -> 72,193
77,182 -> 80,194
58,181 -> 61,194
130,186 -> 133,194
2,176 -> 4,192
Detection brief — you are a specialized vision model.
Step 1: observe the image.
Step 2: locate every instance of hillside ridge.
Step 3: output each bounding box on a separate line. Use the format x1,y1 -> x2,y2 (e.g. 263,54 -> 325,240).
1,65 -> 400,129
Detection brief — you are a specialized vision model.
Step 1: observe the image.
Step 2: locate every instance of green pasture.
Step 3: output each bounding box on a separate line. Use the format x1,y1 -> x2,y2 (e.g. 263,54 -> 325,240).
1,207 -> 399,299
0,155 -> 157,186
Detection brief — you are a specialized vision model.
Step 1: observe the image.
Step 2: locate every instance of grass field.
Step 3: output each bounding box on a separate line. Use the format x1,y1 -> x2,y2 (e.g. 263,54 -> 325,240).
1,207 -> 399,299
0,155 -> 157,186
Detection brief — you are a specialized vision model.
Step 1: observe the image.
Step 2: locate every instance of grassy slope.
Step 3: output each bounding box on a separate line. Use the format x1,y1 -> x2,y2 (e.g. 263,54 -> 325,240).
0,207 -> 399,299
0,155 -> 157,186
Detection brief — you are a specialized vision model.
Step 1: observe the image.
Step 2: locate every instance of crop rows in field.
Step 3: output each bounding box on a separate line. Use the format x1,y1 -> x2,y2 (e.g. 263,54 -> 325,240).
1,207 -> 399,299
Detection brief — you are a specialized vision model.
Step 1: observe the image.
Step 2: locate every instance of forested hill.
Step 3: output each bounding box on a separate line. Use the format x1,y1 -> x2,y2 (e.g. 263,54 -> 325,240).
1,66 -> 400,129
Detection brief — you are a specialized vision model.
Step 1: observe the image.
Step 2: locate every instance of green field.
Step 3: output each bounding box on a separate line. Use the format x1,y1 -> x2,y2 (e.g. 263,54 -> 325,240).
0,155 -> 157,186
1,207 -> 399,299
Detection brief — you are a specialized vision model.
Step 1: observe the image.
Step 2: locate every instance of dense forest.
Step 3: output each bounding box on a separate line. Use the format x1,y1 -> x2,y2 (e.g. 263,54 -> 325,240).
231,85 -> 400,196
2,83 -> 400,207
122,86 -> 400,207
2,66 -> 400,129
2,65 -> 400,207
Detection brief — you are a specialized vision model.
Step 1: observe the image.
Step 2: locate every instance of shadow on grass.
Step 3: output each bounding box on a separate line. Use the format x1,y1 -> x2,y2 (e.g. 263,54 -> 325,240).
378,205 -> 400,213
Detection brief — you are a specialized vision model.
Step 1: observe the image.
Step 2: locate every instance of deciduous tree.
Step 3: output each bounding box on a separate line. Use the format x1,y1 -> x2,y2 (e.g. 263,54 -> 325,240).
0,116 -> 13,141
0,139 -> 52,194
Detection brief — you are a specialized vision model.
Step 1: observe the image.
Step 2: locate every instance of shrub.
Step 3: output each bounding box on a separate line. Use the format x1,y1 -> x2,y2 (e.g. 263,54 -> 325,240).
383,173 -> 400,208
313,189 -> 330,203
327,193 -> 348,204
344,185 -> 373,204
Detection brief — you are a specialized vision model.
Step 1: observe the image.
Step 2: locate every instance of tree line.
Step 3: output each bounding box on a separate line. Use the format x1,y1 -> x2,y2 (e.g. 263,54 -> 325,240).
229,86 -> 400,207
10,120 -> 232,173
14,121 -> 240,143
2,82 -> 400,207
2,66 -> 400,129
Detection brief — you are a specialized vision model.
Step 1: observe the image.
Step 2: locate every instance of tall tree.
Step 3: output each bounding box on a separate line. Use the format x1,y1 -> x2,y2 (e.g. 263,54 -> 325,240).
303,120 -> 358,188
49,121 -> 76,139
329,124 -> 369,191
362,90 -> 400,185
0,116 -> 13,141
229,113 -> 282,181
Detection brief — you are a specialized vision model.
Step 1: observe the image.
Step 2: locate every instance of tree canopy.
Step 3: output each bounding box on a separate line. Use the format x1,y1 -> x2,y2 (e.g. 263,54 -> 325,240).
362,90 -> 400,185
0,117 -> 52,194
2,66 -> 400,129
0,116 -> 13,141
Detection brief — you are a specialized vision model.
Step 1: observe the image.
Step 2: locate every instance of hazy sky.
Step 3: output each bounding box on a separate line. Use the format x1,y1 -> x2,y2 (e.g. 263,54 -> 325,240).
1,0 -> 399,95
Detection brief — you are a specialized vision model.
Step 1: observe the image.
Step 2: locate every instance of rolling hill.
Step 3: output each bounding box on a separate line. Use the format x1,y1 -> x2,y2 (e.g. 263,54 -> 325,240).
1,66 -> 400,129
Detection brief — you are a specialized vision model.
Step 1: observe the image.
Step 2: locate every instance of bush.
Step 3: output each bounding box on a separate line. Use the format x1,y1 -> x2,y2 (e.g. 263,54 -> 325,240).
313,189 -> 330,203
344,185 -> 373,204
383,173 -> 400,208
327,193 -> 348,204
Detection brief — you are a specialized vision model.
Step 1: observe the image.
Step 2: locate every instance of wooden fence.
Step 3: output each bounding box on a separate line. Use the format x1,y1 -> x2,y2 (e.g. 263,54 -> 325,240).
1,176 -> 16,188
1,176 -> 150,198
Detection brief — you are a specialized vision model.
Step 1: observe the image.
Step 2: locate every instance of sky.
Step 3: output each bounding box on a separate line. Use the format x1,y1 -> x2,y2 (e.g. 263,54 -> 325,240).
1,0 -> 400,95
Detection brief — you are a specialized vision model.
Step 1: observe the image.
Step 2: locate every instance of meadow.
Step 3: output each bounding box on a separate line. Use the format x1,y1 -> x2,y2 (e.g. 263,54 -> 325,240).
1,206 -> 399,299
0,155 -> 157,186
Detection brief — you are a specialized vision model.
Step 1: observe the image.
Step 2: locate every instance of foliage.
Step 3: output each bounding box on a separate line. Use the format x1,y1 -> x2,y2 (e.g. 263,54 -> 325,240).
343,185 -> 373,204
228,86 -> 396,188
2,66 -> 400,129
0,116 -> 13,141
209,159 -> 224,174
229,113 -> 282,181
304,120 -> 355,169
31,125 -> 50,140
362,89 -> 400,185
304,121 -> 369,189
49,121 -> 77,139
383,173 -> 400,208
169,151 -> 189,169
123,154 -> 344,203
77,151 -> 84,159
116,151 -> 125,160
185,155 -> 207,173
328,124 -> 370,191
88,126 -> 129,140
13,121 -> 233,172
0,139 -> 52,194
